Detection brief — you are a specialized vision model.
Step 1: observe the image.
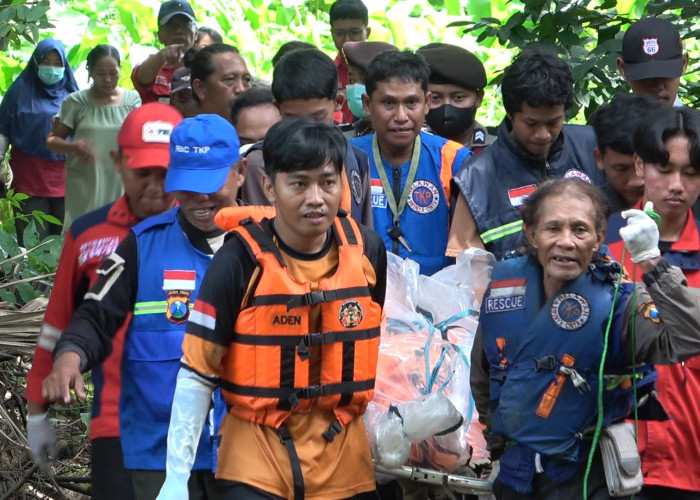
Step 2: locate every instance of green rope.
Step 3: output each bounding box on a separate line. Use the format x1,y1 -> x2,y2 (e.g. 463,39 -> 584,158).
582,248 -> 626,499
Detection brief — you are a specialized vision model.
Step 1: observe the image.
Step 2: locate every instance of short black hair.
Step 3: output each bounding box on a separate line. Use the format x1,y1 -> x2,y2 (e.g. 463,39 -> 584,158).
196,27 -> 223,44
271,49 -> 337,103
272,41 -> 317,67
186,43 -> 241,103
364,50 -> 429,98
263,118 -> 346,179
522,178 -> 609,236
329,0 -> 368,25
86,44 -> 121,71
230,87 -> 275,126
501,45 -> 574,115
591,93 -> 660,155
634,106 -> 700,172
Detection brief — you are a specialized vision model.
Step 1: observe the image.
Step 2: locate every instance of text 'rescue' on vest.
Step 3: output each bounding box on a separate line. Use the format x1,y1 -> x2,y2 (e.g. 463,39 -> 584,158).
481,255 -> 655,460
219,214 -> 382,437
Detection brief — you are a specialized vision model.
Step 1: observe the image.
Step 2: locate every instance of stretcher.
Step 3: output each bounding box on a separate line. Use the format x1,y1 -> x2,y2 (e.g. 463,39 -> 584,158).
374,463 -> 494,495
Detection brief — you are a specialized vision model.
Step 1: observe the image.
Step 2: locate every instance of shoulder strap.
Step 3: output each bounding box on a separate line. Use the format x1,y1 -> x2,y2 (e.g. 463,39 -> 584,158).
233,219 -> 286,267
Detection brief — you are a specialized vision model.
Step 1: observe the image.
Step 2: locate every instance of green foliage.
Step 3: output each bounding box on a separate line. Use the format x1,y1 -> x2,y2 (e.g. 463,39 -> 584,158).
0,189 -> 62,308
450,0 -> 700,121
0,0 -> 53,50
0,0 -> 699,128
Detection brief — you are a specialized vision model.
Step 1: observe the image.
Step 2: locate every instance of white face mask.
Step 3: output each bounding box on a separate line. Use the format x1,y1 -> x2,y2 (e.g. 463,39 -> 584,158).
37,65 -> 65,86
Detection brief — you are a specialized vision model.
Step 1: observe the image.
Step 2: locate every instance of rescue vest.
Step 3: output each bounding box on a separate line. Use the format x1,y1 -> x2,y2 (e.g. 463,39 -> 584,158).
480,255 -> 642,461
352,131 -> 471,276
122,208 -> 217,471
220,214 -> 382,433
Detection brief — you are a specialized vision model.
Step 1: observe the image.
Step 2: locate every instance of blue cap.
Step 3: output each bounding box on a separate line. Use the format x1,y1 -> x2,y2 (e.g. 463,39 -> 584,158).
165,114 -> 240,194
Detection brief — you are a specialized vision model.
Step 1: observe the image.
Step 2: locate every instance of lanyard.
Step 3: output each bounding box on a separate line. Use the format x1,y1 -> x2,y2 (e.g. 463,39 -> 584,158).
372,134 -> 421,226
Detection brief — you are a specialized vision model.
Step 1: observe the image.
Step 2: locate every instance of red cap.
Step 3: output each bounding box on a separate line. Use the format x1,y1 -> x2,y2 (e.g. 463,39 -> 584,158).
117,103 -> 183,169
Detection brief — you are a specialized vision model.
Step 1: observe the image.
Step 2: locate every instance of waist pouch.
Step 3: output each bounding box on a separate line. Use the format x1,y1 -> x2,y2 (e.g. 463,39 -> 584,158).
599,422 -> 642,497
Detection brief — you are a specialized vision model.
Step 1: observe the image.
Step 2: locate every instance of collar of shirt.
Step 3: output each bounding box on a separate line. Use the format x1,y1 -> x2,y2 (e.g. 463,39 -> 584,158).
108,195 -> 141,228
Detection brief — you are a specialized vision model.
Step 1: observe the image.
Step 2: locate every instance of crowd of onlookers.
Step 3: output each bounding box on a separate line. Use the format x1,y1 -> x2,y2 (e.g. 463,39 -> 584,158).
6,0 -> 700,498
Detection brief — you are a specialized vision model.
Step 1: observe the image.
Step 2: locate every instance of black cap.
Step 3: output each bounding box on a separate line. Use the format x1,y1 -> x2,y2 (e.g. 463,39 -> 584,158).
342,41 -> 398,71
158,0 -> 196,26
171,67 -> 191,94
417,43 -> 487,90
622,17 -> 684,81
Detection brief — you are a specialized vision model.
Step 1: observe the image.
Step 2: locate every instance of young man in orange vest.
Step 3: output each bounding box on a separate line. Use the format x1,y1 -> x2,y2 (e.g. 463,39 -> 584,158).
158,118 -> 387,499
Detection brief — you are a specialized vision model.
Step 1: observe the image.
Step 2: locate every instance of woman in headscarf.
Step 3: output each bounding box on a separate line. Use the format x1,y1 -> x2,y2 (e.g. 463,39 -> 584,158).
47,44 -> 141,228
0,38 -> 78,241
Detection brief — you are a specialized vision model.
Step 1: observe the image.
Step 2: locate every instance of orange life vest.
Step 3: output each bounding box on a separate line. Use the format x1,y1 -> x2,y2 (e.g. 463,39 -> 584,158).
214,205 -> 277,231
220,214 -> 382,433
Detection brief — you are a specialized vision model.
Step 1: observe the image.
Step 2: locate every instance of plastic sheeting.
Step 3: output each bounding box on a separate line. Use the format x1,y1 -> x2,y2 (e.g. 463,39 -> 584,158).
366,249 -> 495,472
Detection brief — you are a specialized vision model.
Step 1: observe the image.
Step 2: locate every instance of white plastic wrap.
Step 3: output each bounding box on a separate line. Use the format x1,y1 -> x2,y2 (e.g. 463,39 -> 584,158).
366,249 -> 495,472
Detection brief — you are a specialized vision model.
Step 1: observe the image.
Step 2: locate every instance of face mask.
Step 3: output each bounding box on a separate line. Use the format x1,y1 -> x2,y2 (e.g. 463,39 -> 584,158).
346,83 -> 368,120
425,104 -> 477,140
37,65 -> 65,86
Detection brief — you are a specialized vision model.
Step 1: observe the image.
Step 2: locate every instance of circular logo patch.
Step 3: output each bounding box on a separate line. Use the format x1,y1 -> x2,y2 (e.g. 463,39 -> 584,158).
551,293 -> 590,330
339,300 -> 363,328
563,169 -> 592,184
407,180 -> 440,214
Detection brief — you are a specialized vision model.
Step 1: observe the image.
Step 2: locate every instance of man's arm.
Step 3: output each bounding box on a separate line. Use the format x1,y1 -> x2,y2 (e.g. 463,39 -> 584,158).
159,237 -> 253,496
133,45 -> 185,86
470,326 -> 505,459
27,230 -> 81,410
157,368 -> 215,499
42,234 -> 138,404
626,260 -> 700,365
446,193 -> 486,257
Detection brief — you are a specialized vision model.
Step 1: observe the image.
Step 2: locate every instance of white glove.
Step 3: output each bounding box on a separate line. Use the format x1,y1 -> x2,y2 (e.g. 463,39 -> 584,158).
620,201 -> 661,263
27,412 -> 57,472
156,370 -> 215,500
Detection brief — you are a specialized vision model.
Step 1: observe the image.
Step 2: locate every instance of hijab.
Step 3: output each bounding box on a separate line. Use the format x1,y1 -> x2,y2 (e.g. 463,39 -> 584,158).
0,38 -> 79,160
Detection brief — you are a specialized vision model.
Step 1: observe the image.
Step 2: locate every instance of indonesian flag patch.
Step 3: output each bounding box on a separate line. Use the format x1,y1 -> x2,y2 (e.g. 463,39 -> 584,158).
163,270 -> 196,291
508,184 -> 537,207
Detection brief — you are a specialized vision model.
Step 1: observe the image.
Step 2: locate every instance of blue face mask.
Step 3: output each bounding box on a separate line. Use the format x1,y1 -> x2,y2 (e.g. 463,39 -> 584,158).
37,65 -> 65,86
346,83 -> 368,120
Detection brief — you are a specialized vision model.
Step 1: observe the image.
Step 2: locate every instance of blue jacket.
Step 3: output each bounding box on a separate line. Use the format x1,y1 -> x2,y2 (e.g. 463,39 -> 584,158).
479,255 -> 653,492
352,131 -> 471,275
121,208 -> 216,470
454,120 -> 603,260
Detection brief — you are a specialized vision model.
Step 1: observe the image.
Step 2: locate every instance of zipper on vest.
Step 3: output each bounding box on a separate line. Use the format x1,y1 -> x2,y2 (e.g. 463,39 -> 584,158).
392,165 -> 401,254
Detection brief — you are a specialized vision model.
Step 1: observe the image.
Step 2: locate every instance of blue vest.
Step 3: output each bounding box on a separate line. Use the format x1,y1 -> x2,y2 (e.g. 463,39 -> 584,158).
120,208 -> 216,471
480,255 -> 650,491
352,131 -> 471,275
454,122 -> 602,261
